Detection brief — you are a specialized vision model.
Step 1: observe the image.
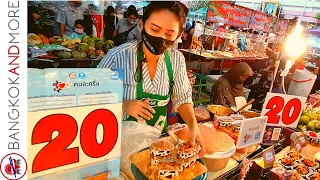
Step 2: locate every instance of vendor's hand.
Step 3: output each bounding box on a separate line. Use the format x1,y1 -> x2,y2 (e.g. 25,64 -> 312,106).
188,123 -> 206,158
123,98 -> 155,122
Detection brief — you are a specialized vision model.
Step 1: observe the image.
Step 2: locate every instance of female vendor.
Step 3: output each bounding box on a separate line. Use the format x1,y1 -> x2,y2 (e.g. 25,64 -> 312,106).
98,1 -> 205,157
210,62 -> 253,107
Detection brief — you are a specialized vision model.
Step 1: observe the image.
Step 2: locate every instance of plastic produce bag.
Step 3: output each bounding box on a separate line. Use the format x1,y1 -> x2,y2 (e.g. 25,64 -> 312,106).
30,45 -> 71,58
120,121 -> 161,180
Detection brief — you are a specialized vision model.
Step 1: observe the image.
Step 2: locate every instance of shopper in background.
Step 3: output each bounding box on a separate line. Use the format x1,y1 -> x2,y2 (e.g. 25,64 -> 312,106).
185,18 -> 191,31
98,1 -> 205,157
83,15 -> 95,36
53,1 -> 84,37
66,19 -> 87,41
113,8 -> 141,44
88,4 -> 105,38
28,6 -> 41,34
104,6 -> 119,40
211,62 -> 253,107
124,5 -> 137,18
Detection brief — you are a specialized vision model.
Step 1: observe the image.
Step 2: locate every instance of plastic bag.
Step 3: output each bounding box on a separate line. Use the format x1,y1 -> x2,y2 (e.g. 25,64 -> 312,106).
30,45 -> 71,58
194,105 -> 210,122
120,121 -> 161,180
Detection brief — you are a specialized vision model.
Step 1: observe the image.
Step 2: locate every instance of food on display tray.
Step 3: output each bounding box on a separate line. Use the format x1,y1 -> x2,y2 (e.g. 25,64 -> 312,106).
289,171 -> 301,180
150,141 -> 174,157
310,173 -> 320,180
177,142 -> 201,159
287,151 -> 303,161
294,164 -> 310,176
240,110 -> 260,119
177,154 -> 198,169
173,124 -> 236,172
302,158 -> 319,168
157,161 -> 182,179
151,154 -> 173,166
278,157 -> 295,168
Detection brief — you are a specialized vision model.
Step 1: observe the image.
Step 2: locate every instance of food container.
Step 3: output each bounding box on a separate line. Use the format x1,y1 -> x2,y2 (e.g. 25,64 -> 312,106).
292,164 -> 313,179
177,142 -> 201,159
286,151 -> 303,161
157,160 -> 183,178
177,155 -> 199,169
309,173 -> 320,180
240,110 -> 260,119
288,171 -> 302,180
236,144 -> 259,153
301,157 -> 319,170
202,146 -> 236,172
278,157 -> 297,169
207,105 -> 234,118
150,140 -> 174,157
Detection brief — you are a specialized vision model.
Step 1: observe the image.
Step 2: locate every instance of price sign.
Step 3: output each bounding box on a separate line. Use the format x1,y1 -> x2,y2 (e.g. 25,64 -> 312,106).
236,116 -> 268,149
27,68 -> 124,179
28,104 -> 122,179
294,140 -> 302,152
298,134 -> 307,147
262,146 -> 275,168
261,93 -> 307,128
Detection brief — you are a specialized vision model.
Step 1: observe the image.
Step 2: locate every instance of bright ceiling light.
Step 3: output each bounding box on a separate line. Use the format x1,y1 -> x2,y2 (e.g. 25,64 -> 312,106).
284,25 -> 307,58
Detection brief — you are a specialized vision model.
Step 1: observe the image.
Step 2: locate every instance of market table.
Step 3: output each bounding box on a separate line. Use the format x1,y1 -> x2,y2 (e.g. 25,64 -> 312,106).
28,57 -> 102,68
180,49 -> 269,74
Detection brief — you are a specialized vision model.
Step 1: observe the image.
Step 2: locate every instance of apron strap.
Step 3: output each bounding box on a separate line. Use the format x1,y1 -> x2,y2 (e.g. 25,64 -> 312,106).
136,47 -> 174,98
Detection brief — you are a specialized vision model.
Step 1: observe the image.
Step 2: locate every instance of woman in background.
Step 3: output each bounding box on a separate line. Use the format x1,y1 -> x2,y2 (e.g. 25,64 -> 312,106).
211,62 -> 253,107
104,6 -> 119,40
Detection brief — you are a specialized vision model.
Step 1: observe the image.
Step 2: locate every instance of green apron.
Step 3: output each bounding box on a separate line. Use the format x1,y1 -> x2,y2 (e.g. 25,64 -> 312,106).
126,47 -> 174,133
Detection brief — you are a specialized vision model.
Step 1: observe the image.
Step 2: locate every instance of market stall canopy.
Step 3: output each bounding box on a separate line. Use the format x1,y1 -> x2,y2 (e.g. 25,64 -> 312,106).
305,26 -> 320,37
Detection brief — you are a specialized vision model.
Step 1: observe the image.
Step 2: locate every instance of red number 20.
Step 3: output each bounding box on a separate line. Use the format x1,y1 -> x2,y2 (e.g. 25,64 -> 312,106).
31,109 -> 118,173
265,96 -> 301,125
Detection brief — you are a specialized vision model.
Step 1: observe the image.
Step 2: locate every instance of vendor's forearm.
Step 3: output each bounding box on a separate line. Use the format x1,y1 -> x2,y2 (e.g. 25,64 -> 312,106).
59,24 -> 65,37
177,103 -> 197,128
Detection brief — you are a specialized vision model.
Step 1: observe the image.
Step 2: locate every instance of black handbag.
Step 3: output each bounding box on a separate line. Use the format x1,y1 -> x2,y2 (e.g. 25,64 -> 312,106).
113,24 -> 137,46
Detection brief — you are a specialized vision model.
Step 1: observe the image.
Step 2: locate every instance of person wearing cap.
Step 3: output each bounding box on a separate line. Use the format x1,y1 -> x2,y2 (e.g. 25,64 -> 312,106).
210,62 -> 253,107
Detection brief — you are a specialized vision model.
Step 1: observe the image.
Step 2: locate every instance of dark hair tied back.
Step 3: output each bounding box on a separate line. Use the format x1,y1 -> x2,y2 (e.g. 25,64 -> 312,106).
142,1 -> 189,34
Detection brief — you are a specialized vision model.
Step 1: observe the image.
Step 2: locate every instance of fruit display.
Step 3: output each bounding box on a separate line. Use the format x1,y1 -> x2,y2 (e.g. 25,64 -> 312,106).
298,107 -> 320,132
28,33 -> 114,60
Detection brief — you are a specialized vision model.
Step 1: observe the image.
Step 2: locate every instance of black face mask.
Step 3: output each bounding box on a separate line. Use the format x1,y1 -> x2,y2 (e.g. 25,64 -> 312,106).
236,78 -> 245,84
141,30 -> 175,55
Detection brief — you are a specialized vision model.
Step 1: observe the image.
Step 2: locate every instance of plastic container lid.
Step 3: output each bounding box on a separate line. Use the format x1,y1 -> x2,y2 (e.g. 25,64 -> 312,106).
203,145 -> 236,159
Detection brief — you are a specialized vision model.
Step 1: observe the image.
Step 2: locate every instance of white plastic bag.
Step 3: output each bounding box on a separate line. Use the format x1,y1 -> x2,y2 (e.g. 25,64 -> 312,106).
120,121 -> 161,180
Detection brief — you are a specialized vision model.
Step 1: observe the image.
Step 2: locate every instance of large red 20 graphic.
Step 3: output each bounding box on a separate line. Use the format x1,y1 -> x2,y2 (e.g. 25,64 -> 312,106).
31,109 -> 118,173
265,96 -> 302,125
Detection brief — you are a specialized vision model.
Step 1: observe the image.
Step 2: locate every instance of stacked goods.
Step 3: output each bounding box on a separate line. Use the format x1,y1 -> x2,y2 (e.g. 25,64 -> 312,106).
243,151 -> 320,180
174,124 -> 236,171
149,141 -> 201,179
150,141 -> 174,166
28,33 -> 115,60
176,142 -> 200,168
157,161 -> 182,179
305,131 -> 320,146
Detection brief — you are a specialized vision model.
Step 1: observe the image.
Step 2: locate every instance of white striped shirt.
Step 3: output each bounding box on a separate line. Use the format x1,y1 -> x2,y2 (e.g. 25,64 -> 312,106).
97,41 -> 193,117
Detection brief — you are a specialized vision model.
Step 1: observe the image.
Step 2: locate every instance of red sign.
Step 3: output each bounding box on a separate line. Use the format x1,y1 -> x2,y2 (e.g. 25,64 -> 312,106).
207,1 -> 251,28
277,20 -> 288,36
249,11 -> 269,32
261,93 -> 307,128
